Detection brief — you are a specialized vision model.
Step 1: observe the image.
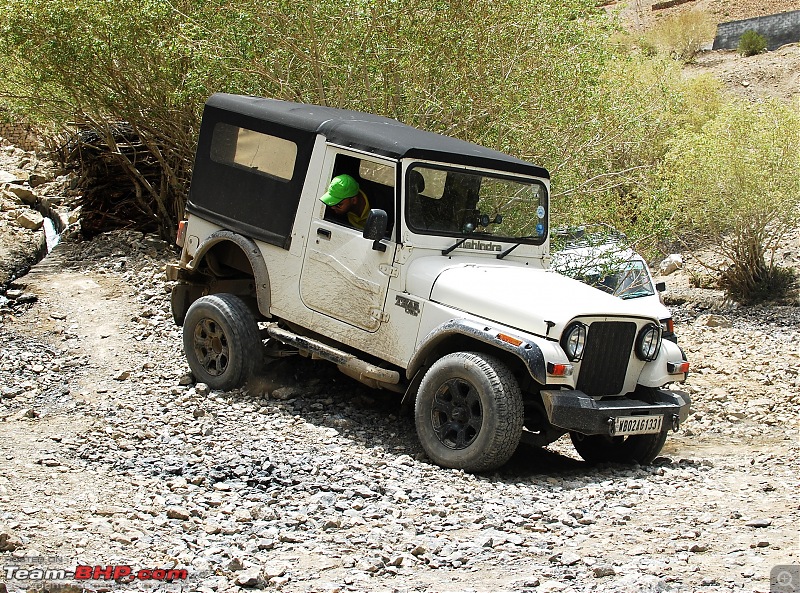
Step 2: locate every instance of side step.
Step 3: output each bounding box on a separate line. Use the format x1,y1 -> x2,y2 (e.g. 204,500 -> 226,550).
265,323 -> 402,391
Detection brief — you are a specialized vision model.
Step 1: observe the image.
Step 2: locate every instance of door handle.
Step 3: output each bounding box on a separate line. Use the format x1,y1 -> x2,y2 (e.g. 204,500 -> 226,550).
317,228 -> 331,239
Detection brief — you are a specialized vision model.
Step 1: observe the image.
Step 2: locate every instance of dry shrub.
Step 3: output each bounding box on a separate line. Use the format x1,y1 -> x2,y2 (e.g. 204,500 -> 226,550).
643,10 -> 715,63
664,99 -> 800,304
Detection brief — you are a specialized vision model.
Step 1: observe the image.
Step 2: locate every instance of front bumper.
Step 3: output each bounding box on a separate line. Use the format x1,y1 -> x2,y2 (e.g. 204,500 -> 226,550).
540,388 -> 691,436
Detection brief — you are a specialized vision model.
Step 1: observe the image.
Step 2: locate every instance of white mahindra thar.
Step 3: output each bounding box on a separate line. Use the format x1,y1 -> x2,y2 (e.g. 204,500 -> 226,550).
167,94 -> 691,472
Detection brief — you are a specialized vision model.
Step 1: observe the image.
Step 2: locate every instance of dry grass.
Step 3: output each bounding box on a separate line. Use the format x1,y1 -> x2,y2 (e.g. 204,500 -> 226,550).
640,10 -> 716,62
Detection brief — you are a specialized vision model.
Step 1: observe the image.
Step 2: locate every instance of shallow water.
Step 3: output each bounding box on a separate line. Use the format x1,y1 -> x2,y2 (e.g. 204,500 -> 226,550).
44,216 -> 61,252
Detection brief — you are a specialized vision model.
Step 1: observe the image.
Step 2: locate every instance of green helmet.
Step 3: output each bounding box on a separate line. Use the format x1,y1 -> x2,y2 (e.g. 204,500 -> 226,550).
320,174 -> 359,206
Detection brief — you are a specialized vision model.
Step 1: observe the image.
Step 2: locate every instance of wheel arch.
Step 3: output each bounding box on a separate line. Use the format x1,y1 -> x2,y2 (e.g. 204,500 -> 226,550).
187,230 -> 272,318
404,319 -> 547,397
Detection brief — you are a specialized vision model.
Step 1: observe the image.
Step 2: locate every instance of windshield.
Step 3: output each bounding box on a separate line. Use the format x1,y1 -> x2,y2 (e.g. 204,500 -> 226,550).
584,259 -> 655,299
405,165 -> 548,244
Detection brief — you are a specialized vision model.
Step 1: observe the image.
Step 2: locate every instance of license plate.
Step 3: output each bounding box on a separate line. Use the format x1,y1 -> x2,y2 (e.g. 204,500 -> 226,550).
613,415 -> 663,436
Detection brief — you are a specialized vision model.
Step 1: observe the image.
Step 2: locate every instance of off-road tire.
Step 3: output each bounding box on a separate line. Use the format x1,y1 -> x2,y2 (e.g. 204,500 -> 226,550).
415,351 -> 523,472
182,294 -> 262,390
570,429 -> 668,465
570,386 -> 670,465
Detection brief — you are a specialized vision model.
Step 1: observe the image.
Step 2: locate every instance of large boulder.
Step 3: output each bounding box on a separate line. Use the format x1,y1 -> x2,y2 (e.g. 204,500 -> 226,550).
16,209 -> 44,230
5,184 -> 36,205
659,253 -> 683,276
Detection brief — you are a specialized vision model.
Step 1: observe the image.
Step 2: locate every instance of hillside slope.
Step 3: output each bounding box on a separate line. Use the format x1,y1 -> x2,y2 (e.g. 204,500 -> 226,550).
616,0 -> 800,31
613,0 -> 800,100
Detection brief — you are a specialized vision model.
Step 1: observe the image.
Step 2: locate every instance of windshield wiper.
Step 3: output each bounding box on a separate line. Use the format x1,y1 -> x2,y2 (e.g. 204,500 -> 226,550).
445,233 -> 539,258
496,235 -> 539,260
442,232 -> 493,255
441,238 -> 468,256
496,243 -> 520,259
618,289 -> 654,299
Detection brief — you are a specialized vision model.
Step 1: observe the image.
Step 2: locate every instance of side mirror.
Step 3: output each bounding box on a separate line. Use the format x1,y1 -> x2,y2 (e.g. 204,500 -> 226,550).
655,281 -> 666,293
363,209 -> 388,252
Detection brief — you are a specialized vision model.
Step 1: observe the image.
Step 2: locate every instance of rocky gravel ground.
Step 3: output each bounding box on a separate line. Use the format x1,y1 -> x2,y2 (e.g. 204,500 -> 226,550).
0,230 -> 798,593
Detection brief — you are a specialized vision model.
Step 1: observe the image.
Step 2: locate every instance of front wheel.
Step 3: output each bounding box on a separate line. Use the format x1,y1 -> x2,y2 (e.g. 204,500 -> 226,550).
415,351 -> 523,472
182,294 -> 262,390
570,429 -> 668,465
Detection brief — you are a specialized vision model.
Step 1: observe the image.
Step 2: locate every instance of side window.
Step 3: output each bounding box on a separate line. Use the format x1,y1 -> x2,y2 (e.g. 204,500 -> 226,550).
359,161 -> 395,187
210,123 -> 297,181
322,154 -> 396,237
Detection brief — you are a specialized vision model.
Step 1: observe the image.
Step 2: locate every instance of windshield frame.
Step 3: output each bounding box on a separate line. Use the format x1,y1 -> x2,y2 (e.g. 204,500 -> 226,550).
402,162 -> 549,246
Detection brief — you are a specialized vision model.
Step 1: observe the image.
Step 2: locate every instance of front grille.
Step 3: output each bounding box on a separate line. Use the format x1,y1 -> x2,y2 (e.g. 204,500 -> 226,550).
576,321 -> 637,396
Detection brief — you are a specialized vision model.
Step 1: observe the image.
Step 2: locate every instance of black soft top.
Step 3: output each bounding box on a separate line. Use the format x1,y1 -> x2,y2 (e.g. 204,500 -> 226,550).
205,93 -> 549,179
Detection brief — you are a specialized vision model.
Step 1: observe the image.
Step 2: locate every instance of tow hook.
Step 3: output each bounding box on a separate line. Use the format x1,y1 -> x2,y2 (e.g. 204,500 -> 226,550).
671,414 -> 680,433
607,417 -> 615,437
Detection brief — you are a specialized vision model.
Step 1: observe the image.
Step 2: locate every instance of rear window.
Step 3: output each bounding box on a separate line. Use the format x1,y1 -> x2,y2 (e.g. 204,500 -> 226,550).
210,123 -> 297,181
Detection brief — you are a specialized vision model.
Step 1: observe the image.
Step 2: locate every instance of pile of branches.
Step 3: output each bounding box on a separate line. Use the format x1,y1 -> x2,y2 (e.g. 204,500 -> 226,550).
57,124 -> 186,241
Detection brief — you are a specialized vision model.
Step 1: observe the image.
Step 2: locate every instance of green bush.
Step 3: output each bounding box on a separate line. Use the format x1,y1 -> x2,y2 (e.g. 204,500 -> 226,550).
551,58 -> 724,261
0,0 -> 699,247
738,30 -> 768,56
636,37 -> 659,57
0,0 -> 207,238
662,99 -> 800,304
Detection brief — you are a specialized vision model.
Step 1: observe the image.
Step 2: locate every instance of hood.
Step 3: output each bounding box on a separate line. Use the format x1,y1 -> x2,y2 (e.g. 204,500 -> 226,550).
407,258 -> 658,337
611,292 -> 671,321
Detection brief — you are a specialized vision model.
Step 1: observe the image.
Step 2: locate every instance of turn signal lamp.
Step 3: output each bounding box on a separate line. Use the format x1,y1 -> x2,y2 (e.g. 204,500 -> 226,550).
667,361 -> 690,374
660,318 -> 675,335
176,220 -> 188,248
547,362 -> 574,377
497,333 -> 523,347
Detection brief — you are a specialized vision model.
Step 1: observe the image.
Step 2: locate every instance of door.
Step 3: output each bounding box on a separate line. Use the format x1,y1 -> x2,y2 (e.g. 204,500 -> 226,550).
299,151 -> 397,332
300,218 -> 396,331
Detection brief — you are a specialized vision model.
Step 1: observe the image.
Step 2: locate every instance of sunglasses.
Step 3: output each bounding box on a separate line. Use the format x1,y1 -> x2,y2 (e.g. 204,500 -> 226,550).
330,197 -> 353,210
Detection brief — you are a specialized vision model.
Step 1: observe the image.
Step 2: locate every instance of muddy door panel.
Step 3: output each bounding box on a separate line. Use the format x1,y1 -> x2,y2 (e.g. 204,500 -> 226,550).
300,220 -> 396,331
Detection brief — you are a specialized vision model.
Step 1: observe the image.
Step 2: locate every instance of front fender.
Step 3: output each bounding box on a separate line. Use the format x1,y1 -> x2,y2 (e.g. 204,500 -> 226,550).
188,230 -> 272,318
638,338 -> 688,387
407,318 -> 558,384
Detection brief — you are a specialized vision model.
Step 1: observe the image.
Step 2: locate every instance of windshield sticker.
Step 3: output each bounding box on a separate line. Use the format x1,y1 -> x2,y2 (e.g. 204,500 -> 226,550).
537,206 -> 545,219
536,223 -> 544,236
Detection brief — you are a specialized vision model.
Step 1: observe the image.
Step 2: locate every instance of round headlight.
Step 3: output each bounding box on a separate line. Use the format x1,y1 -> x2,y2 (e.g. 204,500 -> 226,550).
636,324 -> 661,361
561,322 -> 587,362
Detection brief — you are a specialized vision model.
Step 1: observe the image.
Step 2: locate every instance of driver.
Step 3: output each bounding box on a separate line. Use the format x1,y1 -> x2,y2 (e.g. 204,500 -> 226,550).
320,174 -> 370,230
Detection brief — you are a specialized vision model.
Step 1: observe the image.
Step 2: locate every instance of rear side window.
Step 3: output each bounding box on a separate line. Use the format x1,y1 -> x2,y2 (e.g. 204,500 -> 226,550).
210,123 -> 297,181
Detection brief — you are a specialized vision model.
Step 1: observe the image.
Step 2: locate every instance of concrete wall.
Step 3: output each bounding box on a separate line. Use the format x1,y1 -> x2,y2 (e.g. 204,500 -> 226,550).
713,10 -> 800,51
